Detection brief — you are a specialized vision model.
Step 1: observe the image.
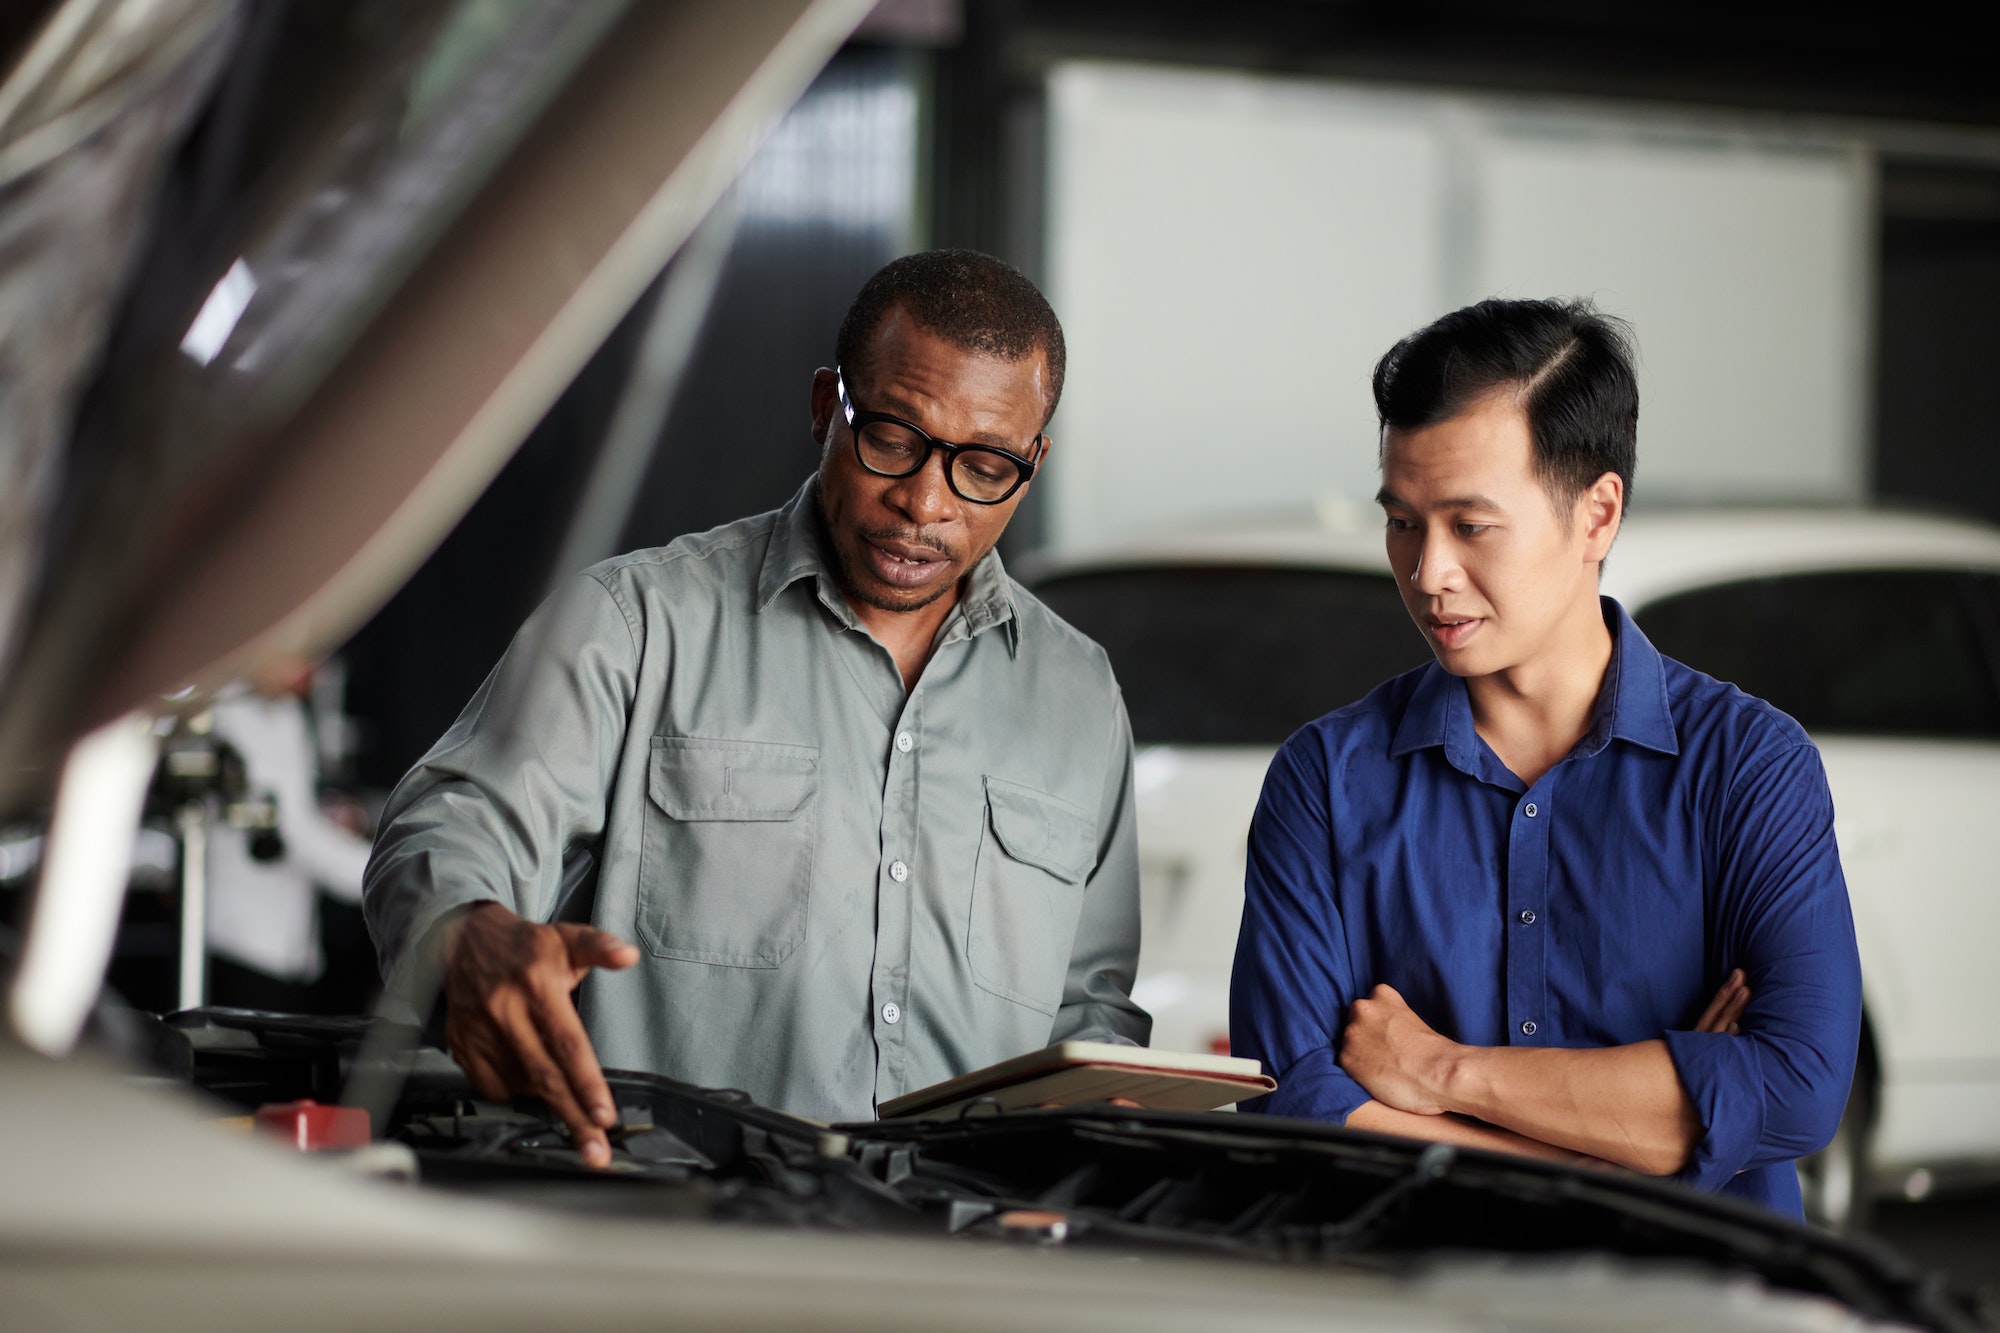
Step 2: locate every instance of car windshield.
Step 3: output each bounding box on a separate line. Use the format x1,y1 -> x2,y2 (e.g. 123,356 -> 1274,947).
1032,566 -> 1431,745
1635,569 -> 2000,738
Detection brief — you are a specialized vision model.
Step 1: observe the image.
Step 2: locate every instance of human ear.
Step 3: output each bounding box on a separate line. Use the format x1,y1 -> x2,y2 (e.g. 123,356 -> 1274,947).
809,368 -> 839,451
1579,472 -> 1623,562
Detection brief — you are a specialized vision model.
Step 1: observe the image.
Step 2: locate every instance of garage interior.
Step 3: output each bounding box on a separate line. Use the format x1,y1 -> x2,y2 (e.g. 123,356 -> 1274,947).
3,0 -> 1998,1317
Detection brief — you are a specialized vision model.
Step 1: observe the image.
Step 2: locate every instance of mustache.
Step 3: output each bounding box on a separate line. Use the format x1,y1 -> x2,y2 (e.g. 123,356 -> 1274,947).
858,524 -> 958,563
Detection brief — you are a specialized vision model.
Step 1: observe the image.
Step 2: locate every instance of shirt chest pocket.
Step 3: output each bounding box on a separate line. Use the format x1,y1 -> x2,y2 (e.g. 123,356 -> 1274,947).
967,775 -> 1098,1015
636,737 -> 818,968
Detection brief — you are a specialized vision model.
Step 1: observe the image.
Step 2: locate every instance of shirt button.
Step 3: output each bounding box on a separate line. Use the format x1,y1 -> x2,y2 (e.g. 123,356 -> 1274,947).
1520,1019 -> 1538,1036
895,731 -> 913,753
888,859 -> 909,883
1519,909 -> 1537,925
1523,803 -> 1539,818
881,1002 -> 901,1025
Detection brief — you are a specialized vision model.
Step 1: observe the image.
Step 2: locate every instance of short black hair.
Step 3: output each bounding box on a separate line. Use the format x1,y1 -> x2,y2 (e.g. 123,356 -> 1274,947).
835,249 -> 1067,425
1372,297 -> 1638,513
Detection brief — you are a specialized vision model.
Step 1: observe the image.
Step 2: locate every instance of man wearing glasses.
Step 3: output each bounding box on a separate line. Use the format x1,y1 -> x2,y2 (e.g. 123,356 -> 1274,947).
365,251 -> 1149,1166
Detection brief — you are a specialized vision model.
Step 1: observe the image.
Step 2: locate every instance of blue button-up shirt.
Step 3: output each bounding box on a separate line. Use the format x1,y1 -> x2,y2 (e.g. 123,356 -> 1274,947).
1230,599 -> 1861,1216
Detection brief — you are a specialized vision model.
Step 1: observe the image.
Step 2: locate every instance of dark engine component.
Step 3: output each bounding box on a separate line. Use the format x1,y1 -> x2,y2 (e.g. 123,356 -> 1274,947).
146,1009 -> 1979,1332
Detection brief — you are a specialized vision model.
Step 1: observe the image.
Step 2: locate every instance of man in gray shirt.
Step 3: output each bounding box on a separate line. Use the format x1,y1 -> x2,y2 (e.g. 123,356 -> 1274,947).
364,251 -> 1149,1165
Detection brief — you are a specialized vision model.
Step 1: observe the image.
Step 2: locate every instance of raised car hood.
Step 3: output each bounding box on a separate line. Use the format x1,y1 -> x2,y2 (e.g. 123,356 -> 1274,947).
0,0 -> 870,814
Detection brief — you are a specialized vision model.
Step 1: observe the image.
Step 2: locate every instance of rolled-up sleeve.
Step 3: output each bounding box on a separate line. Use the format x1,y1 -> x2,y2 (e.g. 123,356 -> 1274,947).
1052,691 -> 1152,1047
1665,741 -> 1861,1191
362,572 -> 639,987
1231,735 -> 1372,1122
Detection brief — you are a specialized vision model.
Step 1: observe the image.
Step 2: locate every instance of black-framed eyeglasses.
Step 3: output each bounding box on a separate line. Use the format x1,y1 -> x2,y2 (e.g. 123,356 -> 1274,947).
837,367 -> 1043,505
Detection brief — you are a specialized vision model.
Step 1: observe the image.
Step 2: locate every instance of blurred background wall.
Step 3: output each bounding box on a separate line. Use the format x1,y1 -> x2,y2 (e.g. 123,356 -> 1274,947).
337,0 -> 2000,785
1045,66 -> 1872,544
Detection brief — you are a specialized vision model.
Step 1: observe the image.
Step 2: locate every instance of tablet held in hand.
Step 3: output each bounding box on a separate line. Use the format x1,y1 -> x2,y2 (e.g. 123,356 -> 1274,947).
878,1042 -> 1276,1120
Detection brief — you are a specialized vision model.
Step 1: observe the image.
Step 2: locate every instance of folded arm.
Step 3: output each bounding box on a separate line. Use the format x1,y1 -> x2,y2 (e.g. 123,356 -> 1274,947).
1340,973 -> 1748,1174
1343,1103 -> 1612,1165
1657,743 -> 1861,1189
1339,742 -> 1857,1184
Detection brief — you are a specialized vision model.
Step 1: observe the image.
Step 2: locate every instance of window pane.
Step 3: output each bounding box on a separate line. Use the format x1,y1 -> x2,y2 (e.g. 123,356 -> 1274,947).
1031,567 -> 1428,745
1636,571 -> 2000,737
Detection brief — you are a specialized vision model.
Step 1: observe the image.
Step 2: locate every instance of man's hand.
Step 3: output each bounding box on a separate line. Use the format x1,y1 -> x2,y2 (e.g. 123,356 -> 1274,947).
1696,968 -> 1750,1035
1337,984 -> 1459,1115
438,902 -> 641,1168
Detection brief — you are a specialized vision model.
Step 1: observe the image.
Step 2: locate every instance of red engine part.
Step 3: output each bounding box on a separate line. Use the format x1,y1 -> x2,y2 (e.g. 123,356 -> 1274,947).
253,1099 -> 371,1151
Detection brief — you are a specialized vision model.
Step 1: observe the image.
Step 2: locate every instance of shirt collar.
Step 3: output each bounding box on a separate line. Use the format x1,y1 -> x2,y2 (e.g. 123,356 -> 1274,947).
1389,656 -> 1477,769
1389,596 -> 1679,767
1593,597 -> 1680,757
754,475 -> 1021,653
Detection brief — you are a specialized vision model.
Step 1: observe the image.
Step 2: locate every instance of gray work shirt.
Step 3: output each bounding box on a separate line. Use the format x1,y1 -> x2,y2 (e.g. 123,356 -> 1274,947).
364,477 -> 1149,1122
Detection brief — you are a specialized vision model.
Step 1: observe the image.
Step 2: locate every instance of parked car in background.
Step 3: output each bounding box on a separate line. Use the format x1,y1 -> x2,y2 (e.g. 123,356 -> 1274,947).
1030,506 -> 2000,1232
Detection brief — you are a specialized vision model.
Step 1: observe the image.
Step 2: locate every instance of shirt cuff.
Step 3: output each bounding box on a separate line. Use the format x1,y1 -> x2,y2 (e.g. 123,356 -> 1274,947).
1243,1046 -> 1371,1123
1664,1028 -> 1767,1190
389,891 -> 503,991
1058,1026 -> 1141,1048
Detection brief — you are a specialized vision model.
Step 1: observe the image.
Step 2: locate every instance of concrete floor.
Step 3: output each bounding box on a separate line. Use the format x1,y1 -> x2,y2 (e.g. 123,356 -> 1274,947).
1871,1189 -> 2000,1324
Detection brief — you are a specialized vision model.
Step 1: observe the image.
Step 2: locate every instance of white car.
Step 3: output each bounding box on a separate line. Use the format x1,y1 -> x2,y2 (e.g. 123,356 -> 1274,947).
1029,506 -> 2000,1229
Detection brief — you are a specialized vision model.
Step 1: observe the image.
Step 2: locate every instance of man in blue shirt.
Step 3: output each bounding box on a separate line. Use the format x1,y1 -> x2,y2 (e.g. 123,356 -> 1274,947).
1230,298 -> 1861,1217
